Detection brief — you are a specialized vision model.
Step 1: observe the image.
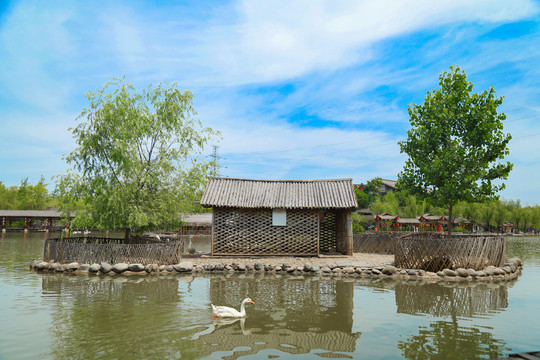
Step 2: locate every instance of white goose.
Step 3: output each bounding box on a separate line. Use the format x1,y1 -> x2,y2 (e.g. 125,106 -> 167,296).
211,298 -> 254,318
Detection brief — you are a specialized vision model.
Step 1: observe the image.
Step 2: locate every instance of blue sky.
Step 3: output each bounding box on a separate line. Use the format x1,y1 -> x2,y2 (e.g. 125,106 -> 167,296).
1,0 -> 540,204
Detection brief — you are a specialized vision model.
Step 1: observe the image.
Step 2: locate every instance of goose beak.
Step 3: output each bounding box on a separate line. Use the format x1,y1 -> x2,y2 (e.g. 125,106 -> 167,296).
250,300 -> 255,304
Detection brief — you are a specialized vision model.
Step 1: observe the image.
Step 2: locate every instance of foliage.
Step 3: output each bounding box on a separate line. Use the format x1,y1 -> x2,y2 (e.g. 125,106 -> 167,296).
351,213 -> 366,232
0,177 -> 54,210
55,78 -> 219,237
398,65 -> 513,235
354,187 -> 370,209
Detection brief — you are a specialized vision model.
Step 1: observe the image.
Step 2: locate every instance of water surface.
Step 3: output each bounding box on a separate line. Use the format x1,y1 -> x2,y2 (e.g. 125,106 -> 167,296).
1,232 -> 539,359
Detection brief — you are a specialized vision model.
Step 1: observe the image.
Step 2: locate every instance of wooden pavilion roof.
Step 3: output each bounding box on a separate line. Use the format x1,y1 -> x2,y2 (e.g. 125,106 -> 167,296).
200,177 -> 358,209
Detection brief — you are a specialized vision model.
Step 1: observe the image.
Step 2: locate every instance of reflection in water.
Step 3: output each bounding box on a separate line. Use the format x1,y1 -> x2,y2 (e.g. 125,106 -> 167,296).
395,281 -> 512,360
395,281 -> 512,317
41,274 -> 204,360
199,275 -> 360,359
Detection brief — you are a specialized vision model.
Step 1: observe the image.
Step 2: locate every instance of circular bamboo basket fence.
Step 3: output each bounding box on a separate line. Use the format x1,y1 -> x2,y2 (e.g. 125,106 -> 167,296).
394,233 -> 506,271
43,237 -> 184,265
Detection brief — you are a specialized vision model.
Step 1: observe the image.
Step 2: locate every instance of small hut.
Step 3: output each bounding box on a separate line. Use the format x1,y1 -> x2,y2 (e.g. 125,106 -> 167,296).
374,213 -> 399,231
418,213 -> 445,232
199,178 -> 358,256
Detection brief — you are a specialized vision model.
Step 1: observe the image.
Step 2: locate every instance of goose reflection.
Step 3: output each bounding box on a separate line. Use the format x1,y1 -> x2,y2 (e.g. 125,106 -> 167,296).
213,317 -> 252,335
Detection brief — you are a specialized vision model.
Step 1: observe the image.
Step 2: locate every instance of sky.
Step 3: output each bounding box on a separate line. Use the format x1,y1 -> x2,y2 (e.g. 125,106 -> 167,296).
1,0 -> 540,204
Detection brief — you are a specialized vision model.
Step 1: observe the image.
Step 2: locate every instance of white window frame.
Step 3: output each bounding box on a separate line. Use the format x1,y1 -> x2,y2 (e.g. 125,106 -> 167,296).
272,209 -> 287,226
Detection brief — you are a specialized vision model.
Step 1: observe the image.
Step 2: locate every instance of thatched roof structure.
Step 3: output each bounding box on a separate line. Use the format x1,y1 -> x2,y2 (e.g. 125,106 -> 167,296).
200,177 -> 357,209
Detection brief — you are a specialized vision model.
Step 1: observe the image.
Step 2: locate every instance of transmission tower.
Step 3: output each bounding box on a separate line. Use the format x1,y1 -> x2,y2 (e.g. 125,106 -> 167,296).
210,145 -> 226,177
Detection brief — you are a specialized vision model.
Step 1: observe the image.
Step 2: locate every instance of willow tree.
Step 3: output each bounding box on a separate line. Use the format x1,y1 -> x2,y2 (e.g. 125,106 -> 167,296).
55,78 -> 219,240
398,66 -> 513,236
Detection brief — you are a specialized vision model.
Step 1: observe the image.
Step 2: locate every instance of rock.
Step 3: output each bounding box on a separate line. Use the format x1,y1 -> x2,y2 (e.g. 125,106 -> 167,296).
467,269 -> 477,277
100,262 -> 113,273
321,266 -> 331,273
343,267 -> 355,274
66,262 -> 80,271
89,264 -> 100,273
501,264 -> 513,273
287,267 -> 296,273
362,269 -> 372,275
304,263 -> 312,272
174,261 -> 193,272
495,268 -> 506,275
297,266 -> 304,272
282,263 -> 289,269
400,270 -> 407,275
311,265 -> 320,272
456,268 -> 469,277
35,261 -> 48,270
237,263 -> 246,271
418,270 -> 425,276
437,271 -> 444,277
128,264 -> 145,272
443,269 -> 457,277
407,269 -> 417,276
332,268 -> 341,273
158,265 -> 166,272
274,266 -> 282,272
476,271 -> 486,277
193,266 -> 204,272
508,257 -> 522,266
254,262 -> 263,270
112,263 -> 129,273
49,263 -> 59,271
485,266 -> 496,276
56,265 -> 65,272
371,269 -> 381,275
78,264 -> 90,271
215,264 -> 224,271
165,265 -> 174,272
246,265 -> 254,271
426,271 -> 436,277
382,266 -> 398,275
145,264 -> 153,273
225,265 -> 233,271
152,264 -> 159,272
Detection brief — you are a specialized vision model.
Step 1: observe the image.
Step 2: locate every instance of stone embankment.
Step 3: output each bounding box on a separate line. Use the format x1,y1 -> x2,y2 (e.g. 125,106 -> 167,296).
29,256 -> 523,281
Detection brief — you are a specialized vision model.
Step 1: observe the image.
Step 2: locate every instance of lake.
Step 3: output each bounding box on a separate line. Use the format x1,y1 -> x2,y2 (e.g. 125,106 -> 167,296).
1,232 -> 539,359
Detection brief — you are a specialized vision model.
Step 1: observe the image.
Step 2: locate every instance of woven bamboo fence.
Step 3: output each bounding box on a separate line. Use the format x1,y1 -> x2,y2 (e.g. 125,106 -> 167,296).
43,237 -> 184,265
353,232 -> 397,254
394,233 -> 506,271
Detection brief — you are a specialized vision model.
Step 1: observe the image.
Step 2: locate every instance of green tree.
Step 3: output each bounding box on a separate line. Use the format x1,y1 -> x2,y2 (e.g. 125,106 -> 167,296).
55,78 -> 219,240
508,200 -> 523,233
493,201 -> 507,233
479,200 -> 496,233
398,65 -> 513,236
354,187 -> 370,209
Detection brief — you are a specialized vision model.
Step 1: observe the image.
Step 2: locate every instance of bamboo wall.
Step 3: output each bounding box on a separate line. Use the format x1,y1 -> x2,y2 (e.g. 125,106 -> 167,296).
212,207 -> 320,256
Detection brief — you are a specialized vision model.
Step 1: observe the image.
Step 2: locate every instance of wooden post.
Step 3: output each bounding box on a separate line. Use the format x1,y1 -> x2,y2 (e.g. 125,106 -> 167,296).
346,209 -> 353,256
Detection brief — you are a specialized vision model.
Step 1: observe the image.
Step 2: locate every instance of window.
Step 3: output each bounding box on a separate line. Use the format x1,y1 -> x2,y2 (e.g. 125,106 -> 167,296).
272,209 -> 287,226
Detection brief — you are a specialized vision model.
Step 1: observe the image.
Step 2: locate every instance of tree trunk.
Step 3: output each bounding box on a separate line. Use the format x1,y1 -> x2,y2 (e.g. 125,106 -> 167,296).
124,228 -> 131,244
448,203 -> 453,237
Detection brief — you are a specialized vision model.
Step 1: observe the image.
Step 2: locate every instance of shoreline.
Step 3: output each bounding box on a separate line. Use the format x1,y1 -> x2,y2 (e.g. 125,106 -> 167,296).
29,254 -> 523,282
